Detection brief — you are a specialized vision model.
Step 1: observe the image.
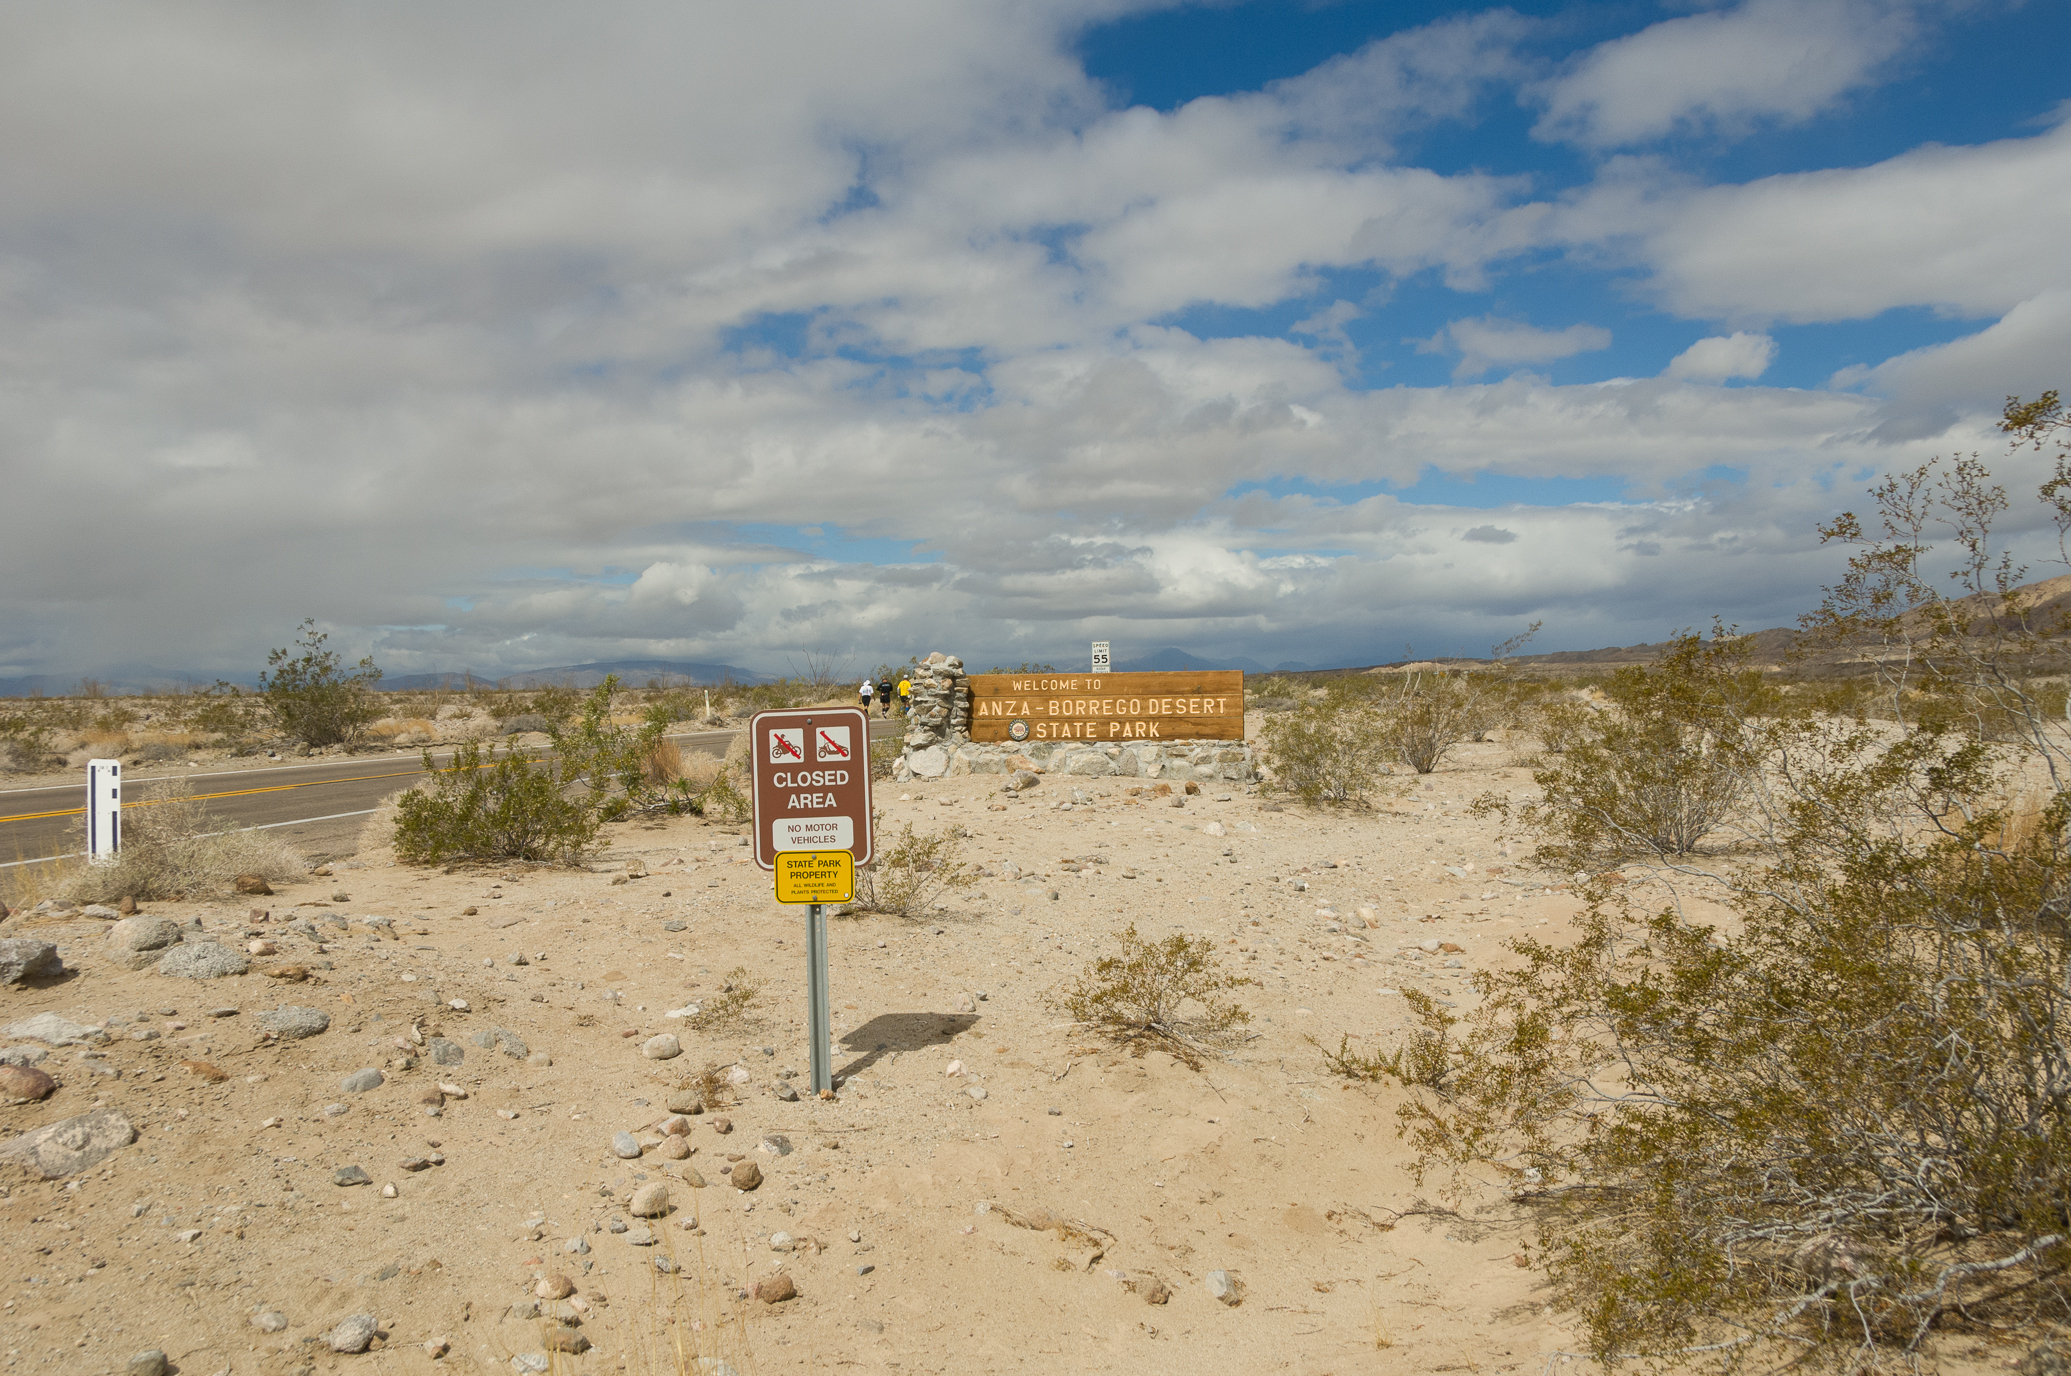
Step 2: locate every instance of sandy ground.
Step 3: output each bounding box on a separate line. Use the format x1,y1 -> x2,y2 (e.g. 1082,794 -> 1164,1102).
0,738 -> 2010,1376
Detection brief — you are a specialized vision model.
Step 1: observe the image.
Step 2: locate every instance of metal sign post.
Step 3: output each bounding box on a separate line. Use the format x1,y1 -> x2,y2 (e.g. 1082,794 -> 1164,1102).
1091,640 -> 1110,673
86,759 -> 121,866
751,708 -> 874,1098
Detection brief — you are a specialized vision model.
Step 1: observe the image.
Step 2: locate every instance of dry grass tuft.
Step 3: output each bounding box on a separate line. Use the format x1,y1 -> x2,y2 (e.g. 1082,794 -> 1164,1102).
60,778 -> 304,903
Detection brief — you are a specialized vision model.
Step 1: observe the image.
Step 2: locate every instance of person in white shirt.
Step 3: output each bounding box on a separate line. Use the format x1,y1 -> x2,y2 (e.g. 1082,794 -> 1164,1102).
858,678 -> 875,712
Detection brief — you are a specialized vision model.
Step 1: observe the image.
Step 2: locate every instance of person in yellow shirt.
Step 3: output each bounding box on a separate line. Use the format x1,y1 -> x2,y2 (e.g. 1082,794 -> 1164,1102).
896,675 -> 912,715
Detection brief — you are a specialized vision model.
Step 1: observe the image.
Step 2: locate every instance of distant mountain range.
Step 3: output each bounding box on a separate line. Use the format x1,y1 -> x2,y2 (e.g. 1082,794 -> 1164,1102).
384,660 -> 769,690
1113,647 -> 1313,674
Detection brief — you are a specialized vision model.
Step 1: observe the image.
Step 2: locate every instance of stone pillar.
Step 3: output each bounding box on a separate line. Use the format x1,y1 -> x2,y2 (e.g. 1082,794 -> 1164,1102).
901,653 -> 968,751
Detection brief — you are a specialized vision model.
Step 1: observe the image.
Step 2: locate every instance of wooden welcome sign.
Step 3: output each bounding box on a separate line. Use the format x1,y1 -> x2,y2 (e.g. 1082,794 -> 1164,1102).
963,671 -> 1244,744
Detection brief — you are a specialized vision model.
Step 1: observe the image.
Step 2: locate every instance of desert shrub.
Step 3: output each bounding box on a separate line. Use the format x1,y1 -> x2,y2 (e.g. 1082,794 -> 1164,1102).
392,740 -> 599,864
1381,672 -> 1487,774
1409,405 -> 2071,1367
513,685 -> 581,729
1260,686 -> 1392,803
846,816 -> 976,917
176,682 -> 256,742
131,740 -> 188,763
63,778 -> 304,903
1051,926 -> 1251,1064
500,713 -> 549,735
0,713 -> 57,773
1314,989 -> 1456,1088
689,967 -> 762,1032
1502,630 -> 1772,865
261,618 -> 384,748
1531,699 -> 1593,753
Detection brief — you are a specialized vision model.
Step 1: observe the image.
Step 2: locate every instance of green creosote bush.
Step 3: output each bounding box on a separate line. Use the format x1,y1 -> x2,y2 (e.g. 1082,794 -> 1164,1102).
392,740 -> 600,865
1491,628 -> 1775,866
63,778 -> 304,903
1312,989 -> 1455,1089
1049,925 -> 1251,1065
1381,671 -> 1487,775
1409,394 -> 2071,1367
845,814 -> 976,918
1260,684 -> 1393,804
261,618 -> 384,749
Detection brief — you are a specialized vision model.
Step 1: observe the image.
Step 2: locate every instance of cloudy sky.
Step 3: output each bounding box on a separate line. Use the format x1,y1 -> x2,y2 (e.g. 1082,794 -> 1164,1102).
5,0 -> 2069,682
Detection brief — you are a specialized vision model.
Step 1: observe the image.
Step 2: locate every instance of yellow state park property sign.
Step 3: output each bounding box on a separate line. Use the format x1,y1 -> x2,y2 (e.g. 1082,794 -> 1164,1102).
964,670 -> 1244,744
775,849 -> 854,904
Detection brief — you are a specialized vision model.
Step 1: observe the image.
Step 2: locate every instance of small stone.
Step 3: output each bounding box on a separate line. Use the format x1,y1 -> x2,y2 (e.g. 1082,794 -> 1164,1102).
564,1237 -> 590,1255
655,1135 -> 691,1160
3,1012 -> 102,1046
611,1131 -> 642,1159
681,1167 -> 707,1188
544,1326 -> 590,1354
953,992 -> 977,1013
526,1051 -> 552,1067
967,1086 -> 988,1101
512,1353 -> 549,1374
341,1067 -> 384,1093
0,1064 -> 56,1103
607,1218 -> 628,1234
333,1165 -> 372,1187
426,1037 -> 465,1066
125,1351 -> 169,1376
731,1159 -> 762,1190
423,1337 -> 450,1358
1206,1269 -> 1242,1305
251,1311 -> 288,1333
624,1226 -> 656,1246
247,939 -> 278,956
116,895 -> 138,915
490,1027 -> 528,1059
207,1006 -> 237,1017
758,1134 -> 792,1156
535,1274 -> 575,1299
1139,1276 -> 1172,1304
666,1089 -> 702,1114
642,1033 -> 682,1060
629,1181 -> 671,1217
849,1230 -> 862,1243
329,1313 -> 378,1353
0,939 -> 61,985
772,1081 -> 799,1102
380,1182 -> 398,1198
510,1299 -> 542,1319
769,1231 -> 794,1251
234,874 -> 273,896
254,1006 -> 330,1040
709,1117 -> 732,1135
754,1273 -> 797,1303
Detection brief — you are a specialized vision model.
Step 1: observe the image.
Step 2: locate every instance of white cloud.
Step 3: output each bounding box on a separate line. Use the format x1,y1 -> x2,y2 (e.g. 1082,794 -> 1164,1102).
1666,332 -> 1776,381
1534,0 -> 1917,148
1834,289 -> 2071,419
1421,316 -> 1613,380
1559,115 -> 2071,322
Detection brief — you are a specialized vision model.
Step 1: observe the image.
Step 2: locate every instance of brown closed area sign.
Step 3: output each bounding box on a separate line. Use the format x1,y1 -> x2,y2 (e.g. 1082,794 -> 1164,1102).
750,707 -> 875,869
965,670 -> 1244,743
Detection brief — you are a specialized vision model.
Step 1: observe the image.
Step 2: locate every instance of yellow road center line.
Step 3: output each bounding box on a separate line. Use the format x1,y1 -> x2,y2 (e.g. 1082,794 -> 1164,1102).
0,763 -> 462,826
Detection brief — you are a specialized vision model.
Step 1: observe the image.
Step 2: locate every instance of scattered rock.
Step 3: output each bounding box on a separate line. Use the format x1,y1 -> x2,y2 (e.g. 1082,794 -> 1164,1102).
512,1352 -> 549,1373
80,904 -> 121,920
535,1274 -> 576,1300
666,1089 -> 702,1115
179,1059 -> 228,1083
0,1108 -> 136,1177
527,1051 -> 552,1067
156,943 -> 249,979
630,1181 -> 671,1217
490,1027 -> 529,1059
426,1036 -> 464,1066
0,1064 -> 56,1103
116,896 -> 137,916
624,1226 -> 656,1246
772,1080 -> 799,1102
234,874 -> 274,896
2020,1340 -> 2071,1376
544,1326 -> 590,1354
329,1313 -> 378,1353
107,917 -> 184,971
341,1067 -> 384,1093
3,1013 -> 101,1046
731,1160 -> 762,1190
0,939 -> 61,985
681,1167 -> 707,1188
0,1046 -> 45,1067
1135,1276 -> 1171,1305
642,1033 -> 682,1060
251,1311 -> 288,1333
1206,1269 -> 1242,1305
611,1131 -> 642,1159
262,965 -> 310,982
967,1086 -> 988,1101
709,1117 -> 732,1135
255,1006 -> 330,1040
125,1350 -> 169,1376
333,1165 -> 372,1187
754,1273 -> 797,1303
655,1135 -> 691,1160
247,939 -> 278,956
758,1134 -> 793,1156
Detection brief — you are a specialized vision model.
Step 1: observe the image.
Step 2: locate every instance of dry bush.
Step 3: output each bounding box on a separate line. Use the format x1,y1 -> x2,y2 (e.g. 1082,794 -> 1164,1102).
393,741 -> 599,864
80,728 -> 131,756
1313,990 -> 1456,1088
62,778 -> 304,903
1049,925 -> 1250,1064
688,967 -> 762,1032
1381,672 -> 1488,774
1260,685 -> 1392,804
846,818 -> 976,918
643,736 -> 686,789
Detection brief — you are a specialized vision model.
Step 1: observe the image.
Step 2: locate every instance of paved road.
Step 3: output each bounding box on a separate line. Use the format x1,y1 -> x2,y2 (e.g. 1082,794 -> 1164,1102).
0,720 -> 899,869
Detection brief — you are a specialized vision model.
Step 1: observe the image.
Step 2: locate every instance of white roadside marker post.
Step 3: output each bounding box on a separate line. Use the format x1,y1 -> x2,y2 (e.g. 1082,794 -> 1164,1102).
86,758 -> 122,865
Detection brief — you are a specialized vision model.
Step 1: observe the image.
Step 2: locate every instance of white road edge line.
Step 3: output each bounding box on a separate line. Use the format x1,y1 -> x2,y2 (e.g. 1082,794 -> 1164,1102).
0,808 -> 381,869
